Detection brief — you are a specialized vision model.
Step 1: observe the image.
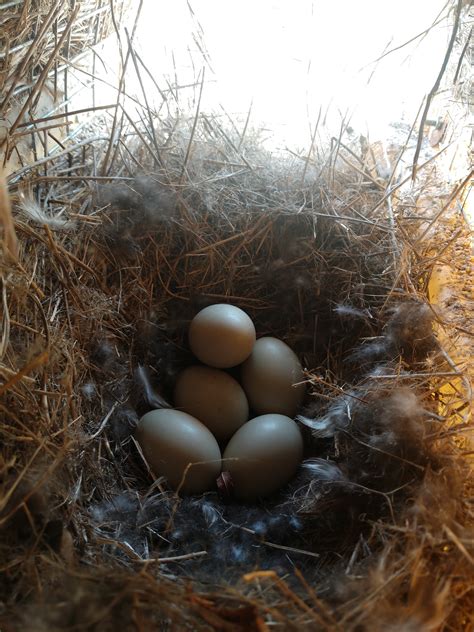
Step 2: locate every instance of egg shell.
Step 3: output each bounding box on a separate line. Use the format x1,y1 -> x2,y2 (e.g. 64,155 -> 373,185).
189,304 -> 256,368
136,409 -> 222,495
174,366 -> 249,442
223,414 -> 303,501
241,337 -> 305,417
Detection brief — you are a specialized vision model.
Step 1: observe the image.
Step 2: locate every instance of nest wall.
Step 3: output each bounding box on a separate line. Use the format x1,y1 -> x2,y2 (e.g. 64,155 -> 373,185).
1,120 -> 472,630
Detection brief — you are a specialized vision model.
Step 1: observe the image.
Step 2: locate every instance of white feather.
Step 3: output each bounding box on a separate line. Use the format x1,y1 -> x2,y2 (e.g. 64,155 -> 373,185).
19,194 -> 75,229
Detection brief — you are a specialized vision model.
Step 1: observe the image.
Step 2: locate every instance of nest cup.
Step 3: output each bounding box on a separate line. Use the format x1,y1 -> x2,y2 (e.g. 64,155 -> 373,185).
87,152 -> 440,551
1,116 -> 471,631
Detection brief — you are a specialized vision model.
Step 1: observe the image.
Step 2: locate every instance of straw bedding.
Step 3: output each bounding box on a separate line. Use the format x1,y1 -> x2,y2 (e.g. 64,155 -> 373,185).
0,2 -> 472,631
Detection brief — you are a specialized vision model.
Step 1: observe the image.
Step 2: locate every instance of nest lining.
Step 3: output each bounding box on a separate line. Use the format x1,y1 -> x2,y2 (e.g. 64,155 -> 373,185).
81,203 -> 439,584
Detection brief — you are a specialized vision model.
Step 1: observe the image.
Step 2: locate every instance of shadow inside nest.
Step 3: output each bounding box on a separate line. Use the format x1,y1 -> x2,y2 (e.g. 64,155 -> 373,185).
81,176 -> 442,588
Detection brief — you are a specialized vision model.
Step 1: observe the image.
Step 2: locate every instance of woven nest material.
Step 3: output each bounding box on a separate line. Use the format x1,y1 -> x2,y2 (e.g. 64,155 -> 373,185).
1,113 -> 472,631
0,2 -> 473,631
0,0 -> 129,92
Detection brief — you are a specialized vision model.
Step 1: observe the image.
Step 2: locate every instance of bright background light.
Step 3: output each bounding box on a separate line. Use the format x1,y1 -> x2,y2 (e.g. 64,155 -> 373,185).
8,1 -> 464,182
134,0 -> 450,146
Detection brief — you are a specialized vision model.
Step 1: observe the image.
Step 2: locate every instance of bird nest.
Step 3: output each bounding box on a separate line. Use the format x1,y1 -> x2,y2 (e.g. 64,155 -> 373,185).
0,105 -> 472,631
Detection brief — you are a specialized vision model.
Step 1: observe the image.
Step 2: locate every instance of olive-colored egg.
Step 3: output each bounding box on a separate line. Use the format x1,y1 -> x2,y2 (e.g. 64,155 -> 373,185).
189,304 -> 256,368
136,409 -> 221,495
241,337 -> 305,417
174,366 -> 249,442
222,414 -> 303,500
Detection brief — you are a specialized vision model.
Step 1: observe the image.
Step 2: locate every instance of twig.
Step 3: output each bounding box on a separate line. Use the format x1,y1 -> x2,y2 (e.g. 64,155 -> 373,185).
100,0 -> 144,176
15,104 -> 117,130
138,551 -> 207,564
301,107 -> 322,185
453,26 -> 473,84
180,67 -> 206,183
412,0 -> 463,179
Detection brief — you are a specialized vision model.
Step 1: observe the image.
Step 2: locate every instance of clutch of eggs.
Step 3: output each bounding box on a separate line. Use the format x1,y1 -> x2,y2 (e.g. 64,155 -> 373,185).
136,303 -> 306,498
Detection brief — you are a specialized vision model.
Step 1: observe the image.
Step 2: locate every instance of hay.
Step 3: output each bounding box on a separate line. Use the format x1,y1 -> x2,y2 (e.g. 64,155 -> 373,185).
0,2 -> 473,631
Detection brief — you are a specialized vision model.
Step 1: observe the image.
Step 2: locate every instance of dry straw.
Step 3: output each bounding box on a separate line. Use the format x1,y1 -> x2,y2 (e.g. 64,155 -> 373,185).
0,1 -> 472,631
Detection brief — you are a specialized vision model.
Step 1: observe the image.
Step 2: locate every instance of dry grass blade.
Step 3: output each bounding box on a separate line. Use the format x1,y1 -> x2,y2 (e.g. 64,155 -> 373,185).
0,0 -> 62,115
1,4 -> 80,153
0,167 -> 18,260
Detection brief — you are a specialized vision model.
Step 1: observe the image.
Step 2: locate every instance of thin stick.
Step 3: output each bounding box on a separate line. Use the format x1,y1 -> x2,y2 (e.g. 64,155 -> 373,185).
364,4 -> 449,68
100,0 -> 144,175
412,0 -> 463,179
180,67 -> 206,183
237,99 -> 253,151
15,104 -> 117,129
301,107 -> 322,185
124,29 -> 162,167
453,26 -> 472,84
0,350 -> 49,397
417,170 -> 472,243
138,551 -> 207,564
